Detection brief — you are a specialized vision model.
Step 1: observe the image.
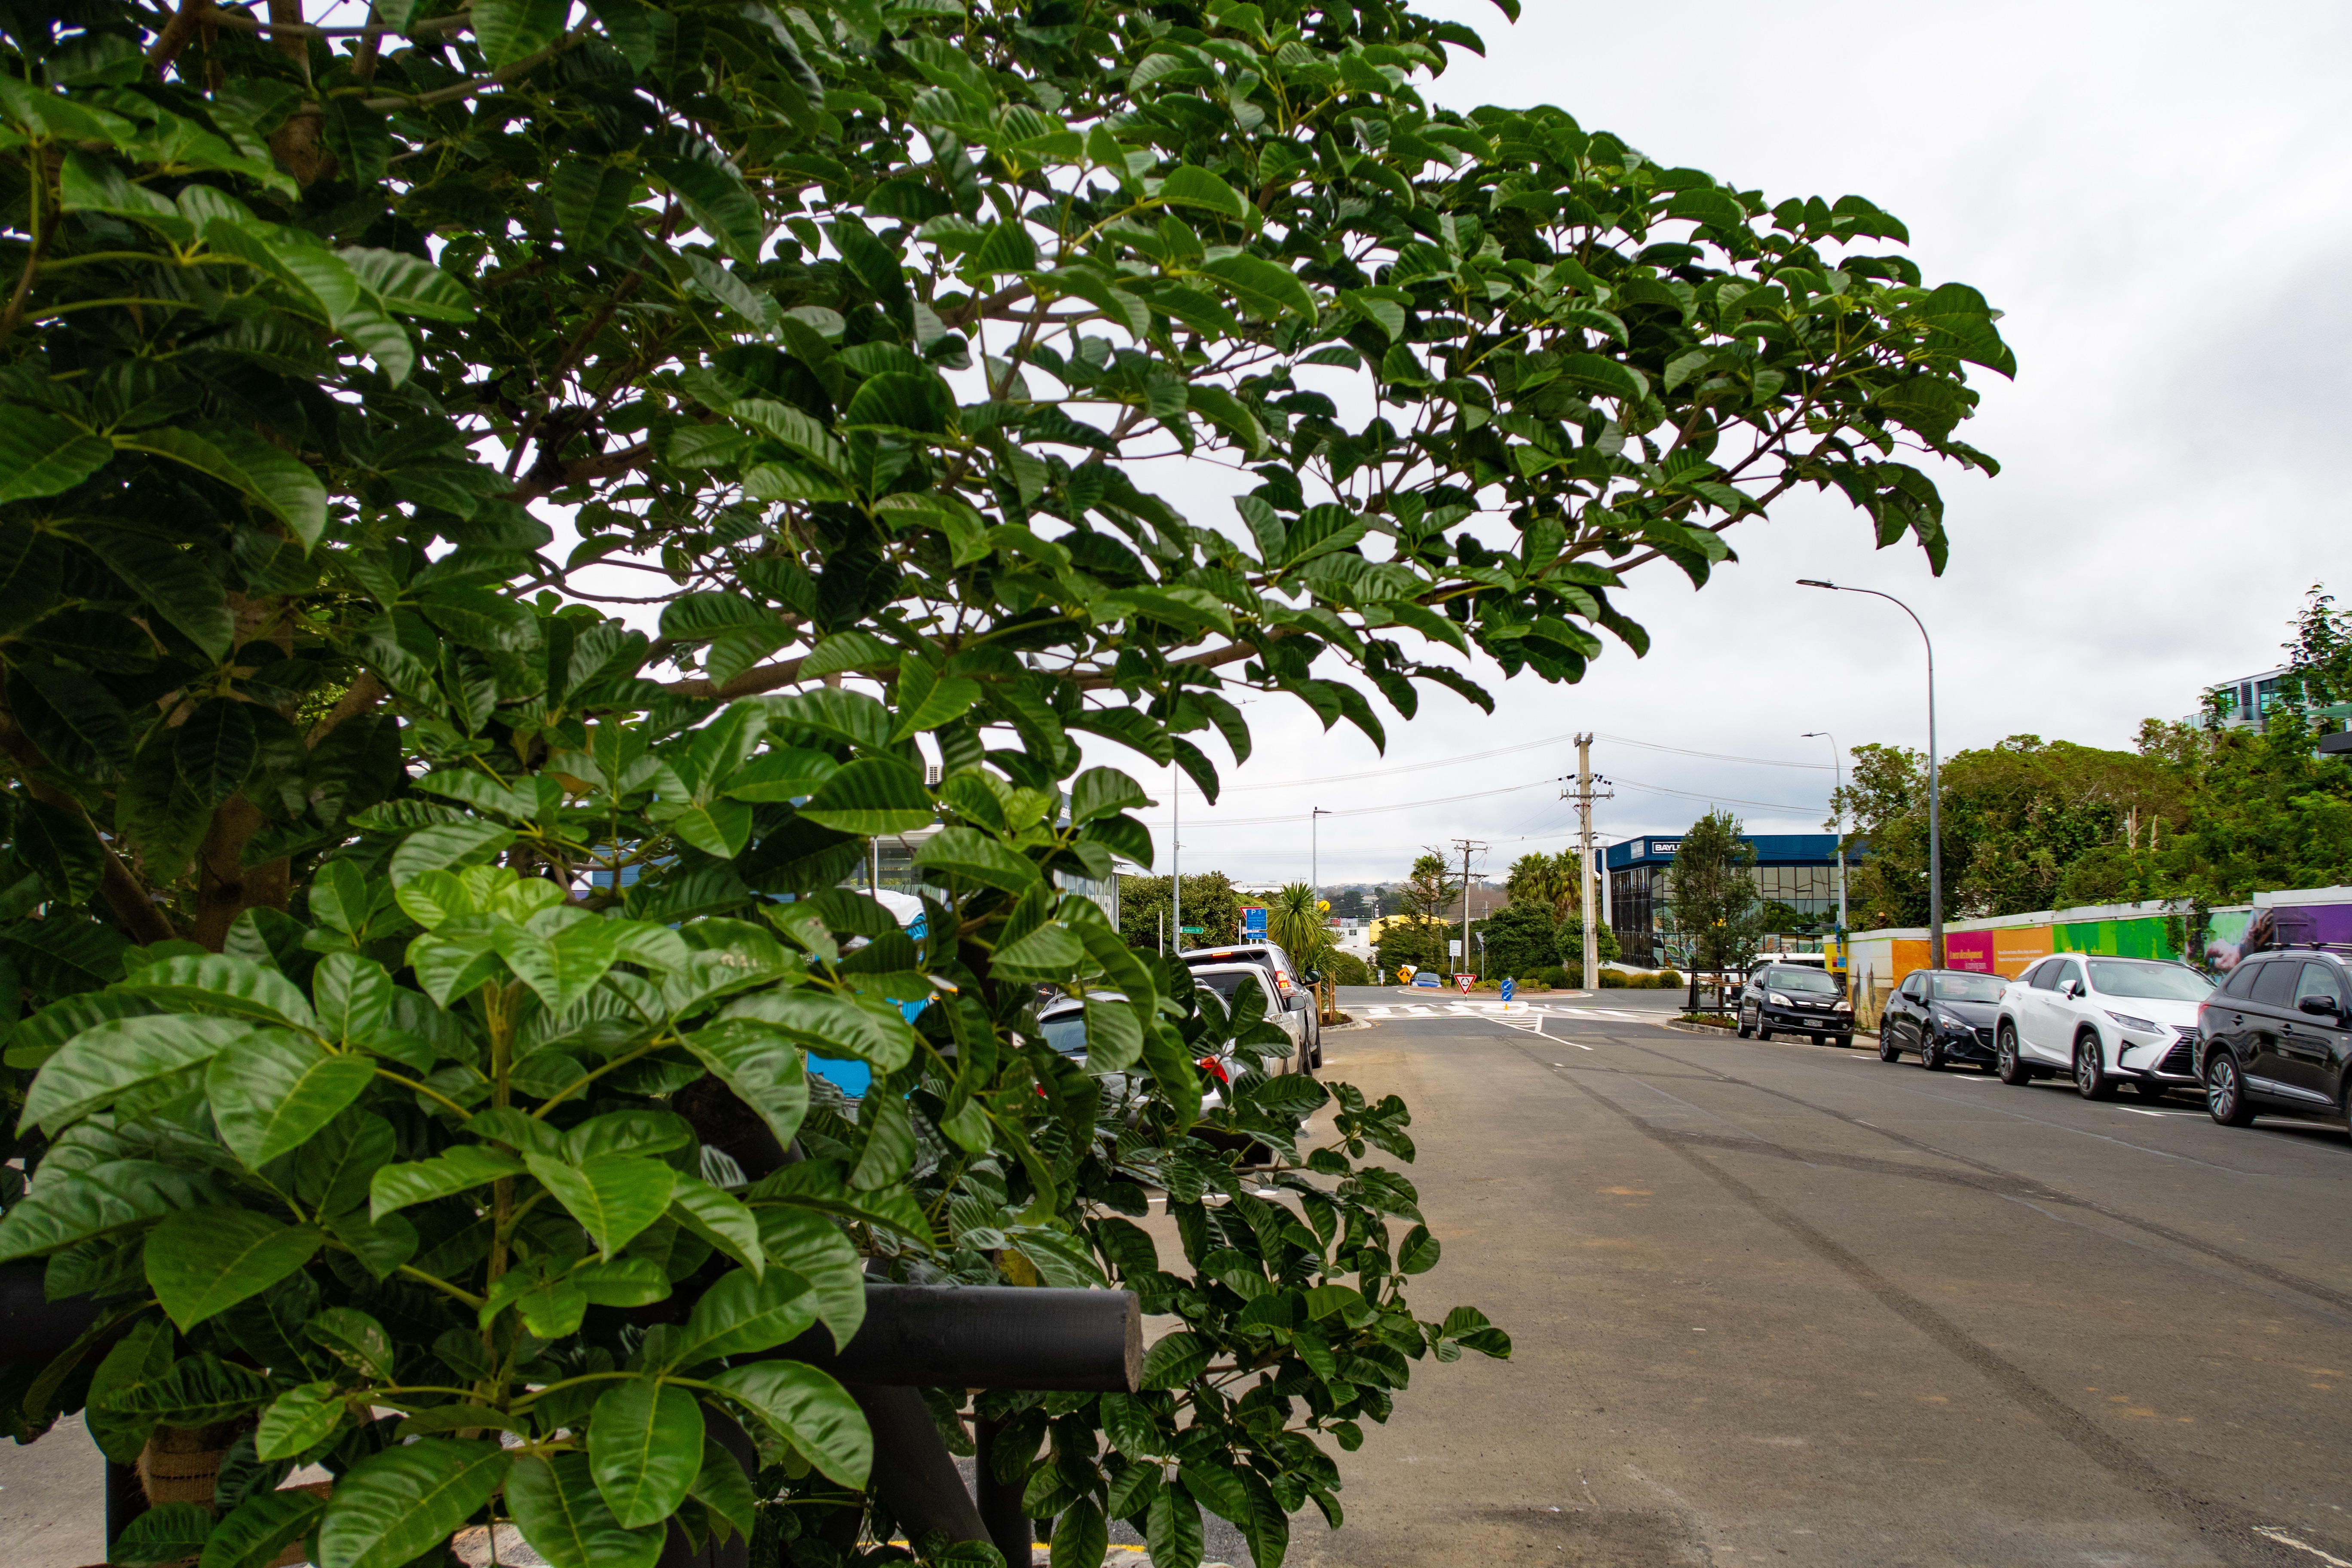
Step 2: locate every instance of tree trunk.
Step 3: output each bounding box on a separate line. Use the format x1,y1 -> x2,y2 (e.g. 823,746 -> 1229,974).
192,795 -> 289,952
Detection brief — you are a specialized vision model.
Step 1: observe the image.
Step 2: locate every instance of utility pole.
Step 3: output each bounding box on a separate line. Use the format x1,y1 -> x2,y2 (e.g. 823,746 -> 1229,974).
1311,807 -> 1332,902
1170,767 -> 1181,954
1562,737 -> 1615,991
1450,838 -> 1486,978
1802,732 -> 1849,967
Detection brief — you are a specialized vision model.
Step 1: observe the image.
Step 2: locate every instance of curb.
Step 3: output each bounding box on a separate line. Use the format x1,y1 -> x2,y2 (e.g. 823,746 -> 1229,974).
1666,1017 -> 1880,1046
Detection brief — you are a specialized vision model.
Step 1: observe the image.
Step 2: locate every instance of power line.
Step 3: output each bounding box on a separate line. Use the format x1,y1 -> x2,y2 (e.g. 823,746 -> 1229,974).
1595,733 -> 1834,771
1605,772 -> 1824,815
1166,777 -> 1562,827
1164,727 -> 1833,799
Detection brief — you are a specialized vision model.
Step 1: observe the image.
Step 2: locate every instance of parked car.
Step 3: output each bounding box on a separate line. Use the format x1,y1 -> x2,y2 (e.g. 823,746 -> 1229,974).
1877,968 -> 2005,1070
1183,942 -> 1322,1068
1994,953 -> 2211,1098
1735,963 -> 1853,1045
2195,946 -> 2352,1129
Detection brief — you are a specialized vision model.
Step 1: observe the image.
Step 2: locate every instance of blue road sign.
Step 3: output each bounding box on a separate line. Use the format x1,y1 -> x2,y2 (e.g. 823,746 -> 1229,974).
1500,978 -> 1516,1003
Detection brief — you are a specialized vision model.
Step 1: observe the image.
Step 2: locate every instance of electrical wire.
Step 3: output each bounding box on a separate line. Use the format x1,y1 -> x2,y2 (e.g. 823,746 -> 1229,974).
1161,727 -> 1834,798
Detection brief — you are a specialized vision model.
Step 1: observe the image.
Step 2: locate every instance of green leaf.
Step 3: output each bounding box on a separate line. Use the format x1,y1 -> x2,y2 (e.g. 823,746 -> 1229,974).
1398,1223 -> 1440,1273
125,423 -> 329,551
200,1482 -> 331,1568
705,1360 -> 871,1486
689,1432 -> 761,1544
798,755 -> 935,834
369,1145 -> 527,1219
1178,1458 -> 1251,1524
388,821 -> 518,883
718,990 -> 918,1073
313,952 -> 396,1045
14,798 -> 105,904
1158,165 -> 1250,223
77,525 -> 234,661
1557,352 -> 1649,404
911,826 -> 1041,893
176,698 -> 259,805
145,1209 -> 322,1328
668,1266 -> 816,1367
650,155 -> 768,263
23,1013 -> 253,1132
753,1207 -> 865,1351
471,0 -> 570,67
505,1453 -> 665,1568
588,1377 -> 704,1528
1052,1499 -> 1109,1568
850,1089 -> 915,1190
723,747 -> 839,802
841,372 -> 959,438
549,160 -> 638,251
679,1020 -> 809,1148
1140,1331 -> 1207,1390
255,1381 -> 351,1462
1197,253 -> 1317,323
121,953 -> 317,1029
112,1501 -> 214,1566
207,1033 -> 377,1169
1146,1481 -> 1205,1568
0,411 -> 113,502
305,1305 -> 396,1382
523,1152 -> 676,1258
0,1159 -> 217,1262
316,1437 -> 511,1568
667,1174 -> 766,1276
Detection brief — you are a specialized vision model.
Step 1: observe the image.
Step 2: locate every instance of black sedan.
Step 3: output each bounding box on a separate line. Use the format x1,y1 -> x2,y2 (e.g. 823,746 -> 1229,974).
1734,963 -> 1854,1045
1877,968 -> 2007,1070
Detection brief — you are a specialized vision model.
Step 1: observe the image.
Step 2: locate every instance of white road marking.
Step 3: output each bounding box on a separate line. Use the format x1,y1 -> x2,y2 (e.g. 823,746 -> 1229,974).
2256,1527 -> 2352,1567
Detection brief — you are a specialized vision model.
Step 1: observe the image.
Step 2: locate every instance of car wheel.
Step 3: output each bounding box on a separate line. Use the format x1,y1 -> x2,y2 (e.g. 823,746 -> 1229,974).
1920,1035 -> 1944,1072
2205,1050 -> 2256,1126
1757,1024 -> 1773,1041
1997,1024 -> 2032,1086
1877,1032 -> 1900,1062
1836,1034 -> 1853,1049
2074,1033 -> 2119,1100
1810,1033 -> 1825,1045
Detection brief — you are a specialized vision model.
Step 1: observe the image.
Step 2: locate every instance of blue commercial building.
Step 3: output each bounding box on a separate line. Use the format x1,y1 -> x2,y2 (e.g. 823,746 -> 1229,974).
1606,833 -> 1848,968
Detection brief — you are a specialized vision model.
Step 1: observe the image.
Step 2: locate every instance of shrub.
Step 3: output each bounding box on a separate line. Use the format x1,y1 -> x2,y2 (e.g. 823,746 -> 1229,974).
1658,969 -> 1684,989
1540,965 -> 1573,989
1326,952 -> 1373,987
1599,970 -> 1631,988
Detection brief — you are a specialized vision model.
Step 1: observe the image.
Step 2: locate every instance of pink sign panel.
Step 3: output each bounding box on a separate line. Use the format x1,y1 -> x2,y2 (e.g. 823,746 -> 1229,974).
1943,931 -> 1998,973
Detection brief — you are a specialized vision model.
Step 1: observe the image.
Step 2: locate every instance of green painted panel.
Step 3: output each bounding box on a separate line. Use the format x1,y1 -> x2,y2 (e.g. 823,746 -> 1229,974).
2052,915 -> 2178,961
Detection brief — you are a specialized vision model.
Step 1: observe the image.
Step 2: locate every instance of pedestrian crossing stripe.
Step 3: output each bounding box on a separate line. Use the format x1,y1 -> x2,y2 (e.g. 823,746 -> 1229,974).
1354,1002 -> 1647,1021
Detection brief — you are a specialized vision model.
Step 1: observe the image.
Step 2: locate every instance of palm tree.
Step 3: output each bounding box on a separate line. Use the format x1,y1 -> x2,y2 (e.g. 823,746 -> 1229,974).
1269,882 -> 1332,968
1505,850 -> 1580,921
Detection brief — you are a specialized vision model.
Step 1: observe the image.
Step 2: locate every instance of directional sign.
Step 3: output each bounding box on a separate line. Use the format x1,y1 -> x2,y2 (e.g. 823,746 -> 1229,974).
1179,925 -> 1204,934
1500,978 -> 1516,1004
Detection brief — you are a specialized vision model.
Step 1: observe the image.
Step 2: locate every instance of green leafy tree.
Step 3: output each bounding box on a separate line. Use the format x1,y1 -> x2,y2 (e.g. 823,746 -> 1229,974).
0,1 -> 2006,1565
1665,811 -> 1760,980
1115,872 -> 1241,952
1267,881 -> 1332,970
1553,903 -> 1620,967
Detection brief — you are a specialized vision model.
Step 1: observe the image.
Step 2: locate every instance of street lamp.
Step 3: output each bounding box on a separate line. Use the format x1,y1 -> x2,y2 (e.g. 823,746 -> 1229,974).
1311,806 -> 1332,901
1800,731 -> 1849,961
1798,580 -> 1942,967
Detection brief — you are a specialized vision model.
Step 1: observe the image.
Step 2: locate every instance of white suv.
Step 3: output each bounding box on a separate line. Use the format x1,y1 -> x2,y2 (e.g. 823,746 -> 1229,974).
1993,954 -> 2215,1099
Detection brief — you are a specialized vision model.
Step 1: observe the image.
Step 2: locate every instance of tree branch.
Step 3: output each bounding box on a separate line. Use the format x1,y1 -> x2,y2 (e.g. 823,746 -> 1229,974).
306,671 -> 387,748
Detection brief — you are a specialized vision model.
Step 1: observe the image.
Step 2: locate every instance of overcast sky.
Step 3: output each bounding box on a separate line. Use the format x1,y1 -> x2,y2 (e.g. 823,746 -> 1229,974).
1124,0 -> 2352,891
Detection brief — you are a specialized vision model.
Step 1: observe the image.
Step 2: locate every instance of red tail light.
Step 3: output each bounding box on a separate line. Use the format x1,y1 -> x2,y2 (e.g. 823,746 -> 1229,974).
1273,969 -> 1294,996
1197,1056 -> 1229,1085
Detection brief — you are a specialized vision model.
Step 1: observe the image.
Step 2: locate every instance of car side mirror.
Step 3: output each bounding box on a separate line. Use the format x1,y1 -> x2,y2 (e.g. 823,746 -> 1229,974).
2060,980 -> 2082,998
2300,995 -> 2342,1017
1302,968 -> 1322,985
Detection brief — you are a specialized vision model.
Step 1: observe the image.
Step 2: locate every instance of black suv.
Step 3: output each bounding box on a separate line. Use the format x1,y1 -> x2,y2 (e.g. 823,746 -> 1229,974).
1735,963 -> 1853,1046
2196,946 -> 2352,1129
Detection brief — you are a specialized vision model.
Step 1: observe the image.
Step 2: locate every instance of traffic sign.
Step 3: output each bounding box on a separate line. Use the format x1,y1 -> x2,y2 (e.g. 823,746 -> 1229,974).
1179,925 -> 1204,934
1455,973 -> 1473,993
1500,978 -> 1516,1004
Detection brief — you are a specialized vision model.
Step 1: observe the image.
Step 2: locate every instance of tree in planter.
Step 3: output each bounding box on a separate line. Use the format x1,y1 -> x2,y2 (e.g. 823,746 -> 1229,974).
0,2 -> 2008,1567
1664,812 -> 1760,1009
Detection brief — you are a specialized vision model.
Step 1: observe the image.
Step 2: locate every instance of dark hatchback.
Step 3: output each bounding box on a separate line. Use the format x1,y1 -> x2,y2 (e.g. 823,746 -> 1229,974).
1735,963 -> 1853,1045
2196,946 -> 2352,1130
1877,968 -> 2005,1070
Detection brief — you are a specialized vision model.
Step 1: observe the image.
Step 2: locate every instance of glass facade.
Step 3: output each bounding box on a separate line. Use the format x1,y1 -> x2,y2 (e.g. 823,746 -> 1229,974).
859,827 -> 1116,922
1605,834 -> 1847,968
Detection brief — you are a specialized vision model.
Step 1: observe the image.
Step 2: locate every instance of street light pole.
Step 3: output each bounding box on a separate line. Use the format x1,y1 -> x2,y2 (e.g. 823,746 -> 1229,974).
1311,807 -> 1332,901
1798,581 -> 1942,967
1801,730 -> 1848,958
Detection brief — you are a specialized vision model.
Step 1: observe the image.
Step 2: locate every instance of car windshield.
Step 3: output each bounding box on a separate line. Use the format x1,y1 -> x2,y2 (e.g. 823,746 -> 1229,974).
1931,974 -> 2006,1003
2087,961 -> 2213,1001
1195,971 -> 1271,1005
1771,968 -> 1841,994
1040,1013 -> 1087,1057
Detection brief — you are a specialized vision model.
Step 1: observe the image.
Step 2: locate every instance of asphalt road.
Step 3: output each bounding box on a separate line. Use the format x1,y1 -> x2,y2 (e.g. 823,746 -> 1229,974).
17,985 -> 2352,1568
1277,986 -> 2352,1568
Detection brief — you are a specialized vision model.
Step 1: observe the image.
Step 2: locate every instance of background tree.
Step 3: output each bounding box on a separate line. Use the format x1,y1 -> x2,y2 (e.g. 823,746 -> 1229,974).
1666,811 -> 1761,995
1115,872 -> 1243,953
1554,901 -> 1620,967
1470,898 -> 1556,977
1267,881 -> 1333,971
1373,850 -> 1459,975
0,0 -> 2009,1563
